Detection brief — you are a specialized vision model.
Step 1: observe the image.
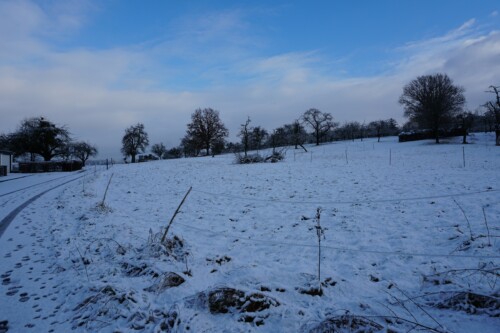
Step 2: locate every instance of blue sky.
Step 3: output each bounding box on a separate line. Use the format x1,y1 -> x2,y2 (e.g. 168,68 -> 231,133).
1,0 -> 499,159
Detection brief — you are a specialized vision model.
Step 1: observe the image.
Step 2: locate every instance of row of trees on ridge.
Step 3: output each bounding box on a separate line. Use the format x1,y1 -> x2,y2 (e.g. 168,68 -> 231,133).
2,73 -> 497,164
120,74 -> 498,162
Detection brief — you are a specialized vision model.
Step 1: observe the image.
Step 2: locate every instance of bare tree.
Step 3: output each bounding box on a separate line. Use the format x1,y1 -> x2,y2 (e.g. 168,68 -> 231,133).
367,119 -> 400,142
250,126 -> 268,152
368,120 -> 385,142
167,147 -> 182,159
484,85 -> 500,145
342,121 -> 362,141
71,141 -> 98,166
121,123 -> 149,163
186,108 -> 228,156
151,142 -> 167,159
302,108 -> 335,145
289,120 -> 307,150
238,117 -> 252,158
399,73 -> 466,143
269,127 -> 288,152
456,112 -> 474,144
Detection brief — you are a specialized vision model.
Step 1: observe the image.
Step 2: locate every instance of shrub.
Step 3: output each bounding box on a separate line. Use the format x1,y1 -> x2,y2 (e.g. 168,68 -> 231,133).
235,153 -> 264,164
234,150 -> 285,164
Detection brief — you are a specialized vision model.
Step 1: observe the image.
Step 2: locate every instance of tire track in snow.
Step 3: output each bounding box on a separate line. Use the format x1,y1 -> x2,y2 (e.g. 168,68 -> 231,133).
0,171 -> 84,198
0,173 -> 87,238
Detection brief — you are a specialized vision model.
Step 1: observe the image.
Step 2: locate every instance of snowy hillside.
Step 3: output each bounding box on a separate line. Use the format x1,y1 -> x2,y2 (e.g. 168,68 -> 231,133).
1,133 -> 499,332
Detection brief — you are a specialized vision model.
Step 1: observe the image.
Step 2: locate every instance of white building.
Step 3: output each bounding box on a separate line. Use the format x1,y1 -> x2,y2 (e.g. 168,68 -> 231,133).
0,150 -> 13,176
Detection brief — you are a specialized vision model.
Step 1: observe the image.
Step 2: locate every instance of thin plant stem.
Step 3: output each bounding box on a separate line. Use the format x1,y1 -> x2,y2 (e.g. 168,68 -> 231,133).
452,198 -> 474,241
161,187 -> 192,243
101,173 -> 114,206
482,206 -> 492,246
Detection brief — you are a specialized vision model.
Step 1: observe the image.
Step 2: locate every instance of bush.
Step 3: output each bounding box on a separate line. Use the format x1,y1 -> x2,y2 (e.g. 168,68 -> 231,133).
265,151 -> 285,163
235,153 -> 264,164
234,150 -> 285,164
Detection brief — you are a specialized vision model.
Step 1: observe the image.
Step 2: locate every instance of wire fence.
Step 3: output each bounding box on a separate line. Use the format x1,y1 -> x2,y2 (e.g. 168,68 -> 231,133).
174,220 -> 500,260
164,185 -> 500,261
191,187 -> 500,206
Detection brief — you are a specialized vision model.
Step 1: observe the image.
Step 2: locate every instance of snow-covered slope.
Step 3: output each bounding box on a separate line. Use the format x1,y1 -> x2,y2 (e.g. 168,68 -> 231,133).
1,133 -> 499,332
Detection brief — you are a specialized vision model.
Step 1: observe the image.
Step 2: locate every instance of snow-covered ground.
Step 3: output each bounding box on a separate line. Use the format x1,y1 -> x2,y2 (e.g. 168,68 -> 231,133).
1,133 -> 499,332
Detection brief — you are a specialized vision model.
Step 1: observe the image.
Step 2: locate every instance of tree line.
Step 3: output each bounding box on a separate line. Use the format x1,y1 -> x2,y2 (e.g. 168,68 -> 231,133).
122,74 -> 498,162
0,117 -> 98,166
1,74 -> 498,164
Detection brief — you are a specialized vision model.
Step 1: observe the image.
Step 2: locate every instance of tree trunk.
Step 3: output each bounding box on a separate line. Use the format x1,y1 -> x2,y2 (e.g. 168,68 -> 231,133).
316,131 -> 320,146
462,129 -> 467,144
206,143 -> 210,156
496,130 -> 500,146
131,154 -> 136,163
434,128 -> 440,144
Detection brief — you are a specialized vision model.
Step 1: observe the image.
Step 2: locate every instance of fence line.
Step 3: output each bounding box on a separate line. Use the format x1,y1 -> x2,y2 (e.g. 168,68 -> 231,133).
173,221 -> 500,260
191,187 -> 500,206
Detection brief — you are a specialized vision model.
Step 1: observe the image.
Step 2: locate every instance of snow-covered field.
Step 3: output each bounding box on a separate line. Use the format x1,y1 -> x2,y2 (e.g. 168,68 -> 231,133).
1,133 -> 499,332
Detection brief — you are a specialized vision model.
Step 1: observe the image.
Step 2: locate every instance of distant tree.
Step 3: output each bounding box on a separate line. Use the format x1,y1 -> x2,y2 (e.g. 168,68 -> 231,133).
399,73 -> 466,143
456,112 -> 474,144
211,138 -> 226,156
151,142 -> 167,159
367,119 -> 400,142
386,118 -> 400,135
0,133 -> 9,150
250,126 -> 268,152
368,120 -> 386,142
71,141 -> 98,166
180,134 -> 201,157
225,142 -> 243,154
401,120 -> 419,133
484,85 -> 500,145
121,123 -> 149,163
359,122 -> 367,141
10,117 -> 45,161
269,127 -> 288,152
344,121 -> 362,141
238,117 -> 252,158
167,147 -> 182,159
36,118 -> 72,161
185,108 -> 228,156
481,108 -> 497,133
302,108 -> 335,145
287,120 -> 307,150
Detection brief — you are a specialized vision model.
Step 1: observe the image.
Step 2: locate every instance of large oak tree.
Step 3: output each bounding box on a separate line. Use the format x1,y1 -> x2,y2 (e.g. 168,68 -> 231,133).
121,123 -> 149,163
185,108 -> 228,156
302,109 -> 335,146
6,117 -> 70,161
399,73 -> 465,143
